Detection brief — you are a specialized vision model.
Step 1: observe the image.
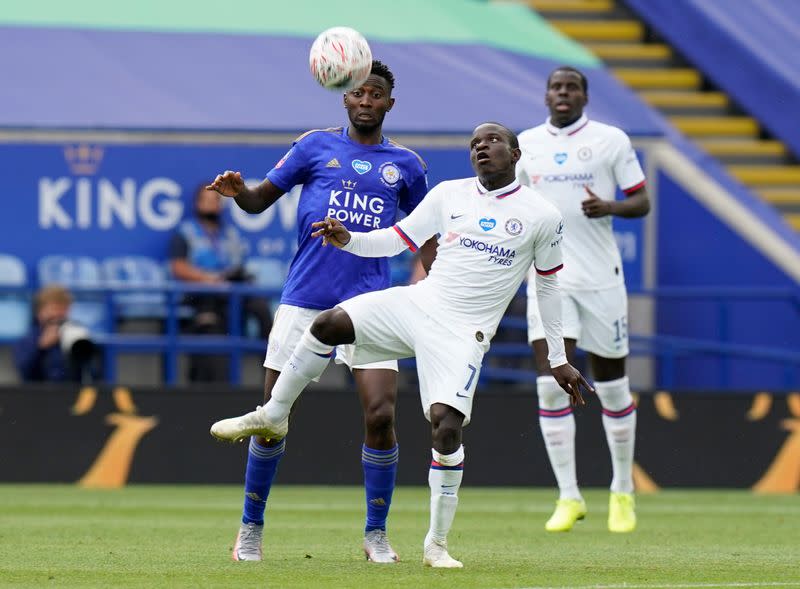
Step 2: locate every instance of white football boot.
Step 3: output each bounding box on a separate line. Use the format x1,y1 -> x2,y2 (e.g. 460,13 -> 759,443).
210,407 -> 288,443
232,522 -> 263,561
422,538 -> 463,568
363,529 -> 399,563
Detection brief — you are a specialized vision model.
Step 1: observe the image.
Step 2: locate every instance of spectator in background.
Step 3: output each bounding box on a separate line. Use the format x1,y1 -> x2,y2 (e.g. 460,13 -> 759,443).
169,185 -> 273,382
14,285 -> 94,383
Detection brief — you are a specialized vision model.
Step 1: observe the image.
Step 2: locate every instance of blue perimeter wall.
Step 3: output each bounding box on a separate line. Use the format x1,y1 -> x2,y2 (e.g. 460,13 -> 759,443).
1,139 -> 797,390
656,171 -> 799,390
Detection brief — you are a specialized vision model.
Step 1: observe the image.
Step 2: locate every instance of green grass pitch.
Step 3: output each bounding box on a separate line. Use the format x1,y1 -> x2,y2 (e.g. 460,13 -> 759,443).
0,485 -> 797,588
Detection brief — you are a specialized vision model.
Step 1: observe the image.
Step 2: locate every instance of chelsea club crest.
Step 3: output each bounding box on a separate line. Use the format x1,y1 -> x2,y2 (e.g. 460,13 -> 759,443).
505,218 -> 523,236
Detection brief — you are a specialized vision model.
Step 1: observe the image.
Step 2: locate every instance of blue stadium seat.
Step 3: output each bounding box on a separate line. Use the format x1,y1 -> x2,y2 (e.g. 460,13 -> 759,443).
244,257 -> 285,336
38,255 -> 101,286
0,254 -> 31,339
244,257 -> 287,290
37,255 -> 107,333
101,256 -> 168,319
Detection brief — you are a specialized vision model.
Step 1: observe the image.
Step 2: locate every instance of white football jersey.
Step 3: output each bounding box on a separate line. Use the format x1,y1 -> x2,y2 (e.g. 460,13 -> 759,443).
516,114 -> 645,290
394,177 -> 564,340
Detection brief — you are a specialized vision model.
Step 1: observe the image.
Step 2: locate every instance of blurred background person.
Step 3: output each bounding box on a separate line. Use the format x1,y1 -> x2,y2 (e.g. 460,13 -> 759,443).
169,185 -> 273,382
13,285 -> 95,383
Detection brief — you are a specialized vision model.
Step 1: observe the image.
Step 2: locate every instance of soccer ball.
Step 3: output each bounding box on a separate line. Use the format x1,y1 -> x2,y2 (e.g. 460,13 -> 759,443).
309,27 -> 373,92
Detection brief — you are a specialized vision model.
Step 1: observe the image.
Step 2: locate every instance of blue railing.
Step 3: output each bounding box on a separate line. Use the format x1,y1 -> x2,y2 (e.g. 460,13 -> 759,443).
639,287 -> 800,390
491,287 -> 800,390
1,284 -> 798,389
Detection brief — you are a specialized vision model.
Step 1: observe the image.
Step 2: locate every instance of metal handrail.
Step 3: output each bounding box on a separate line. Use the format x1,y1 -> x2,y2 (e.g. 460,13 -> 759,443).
1,283 -> 798,387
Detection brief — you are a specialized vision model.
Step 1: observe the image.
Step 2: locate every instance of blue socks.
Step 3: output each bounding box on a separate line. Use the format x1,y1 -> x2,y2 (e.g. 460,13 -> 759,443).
242,439 -> 397,530
242,437 -> 286,525
362,444 -> 399,533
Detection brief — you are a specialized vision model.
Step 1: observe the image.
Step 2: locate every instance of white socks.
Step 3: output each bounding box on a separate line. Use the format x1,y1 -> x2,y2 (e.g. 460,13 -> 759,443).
262,329 -> 333,423
537,375 -> 581,501
426,445 -> 464,545
596,376 -> 636,494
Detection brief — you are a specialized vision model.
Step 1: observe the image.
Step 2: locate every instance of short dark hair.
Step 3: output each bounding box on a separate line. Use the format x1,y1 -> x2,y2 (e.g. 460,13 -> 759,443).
547,66 -> 588,94
481,121 -> 519,149
371,59 -> 395,91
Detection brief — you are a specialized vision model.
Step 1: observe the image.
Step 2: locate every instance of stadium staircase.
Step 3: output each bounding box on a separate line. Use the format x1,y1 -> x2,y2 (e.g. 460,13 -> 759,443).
525,0 -> 800,232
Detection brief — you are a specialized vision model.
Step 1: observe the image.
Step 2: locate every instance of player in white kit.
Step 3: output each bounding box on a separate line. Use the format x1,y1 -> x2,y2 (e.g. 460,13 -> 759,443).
516,66 -> 650,533
211,122 -> 593,567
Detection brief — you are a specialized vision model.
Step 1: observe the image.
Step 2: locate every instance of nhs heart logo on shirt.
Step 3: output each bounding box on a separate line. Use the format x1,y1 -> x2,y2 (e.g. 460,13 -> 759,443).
479,218 -> 496,231
351,159 -> 372,174
554,152 -> 568,165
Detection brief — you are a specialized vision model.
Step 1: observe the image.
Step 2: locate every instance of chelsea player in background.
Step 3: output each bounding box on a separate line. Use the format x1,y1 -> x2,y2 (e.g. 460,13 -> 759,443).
207,60 -> 434,563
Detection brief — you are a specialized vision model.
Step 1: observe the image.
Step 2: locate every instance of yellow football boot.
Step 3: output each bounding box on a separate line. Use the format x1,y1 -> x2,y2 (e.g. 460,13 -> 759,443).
544,498 -> 587,532
608,492 -> 636,533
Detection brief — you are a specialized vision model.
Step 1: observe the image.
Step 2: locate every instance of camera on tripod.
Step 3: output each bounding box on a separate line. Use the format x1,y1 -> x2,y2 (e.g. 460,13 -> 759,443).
58,320 -> 95,361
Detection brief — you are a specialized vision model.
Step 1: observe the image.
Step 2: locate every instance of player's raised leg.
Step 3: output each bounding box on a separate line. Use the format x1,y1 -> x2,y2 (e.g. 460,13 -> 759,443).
211,308 -> 354,441
423,404 -> 465,569
210,332 -> 335,442
592,356 -> 637,533
354,367 -> 401,563
532,336 -> 587,532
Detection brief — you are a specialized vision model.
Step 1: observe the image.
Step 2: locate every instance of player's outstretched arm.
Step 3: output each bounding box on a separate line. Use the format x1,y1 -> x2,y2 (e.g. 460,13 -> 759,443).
207,171 -> 284,214
311,217 -> 411,258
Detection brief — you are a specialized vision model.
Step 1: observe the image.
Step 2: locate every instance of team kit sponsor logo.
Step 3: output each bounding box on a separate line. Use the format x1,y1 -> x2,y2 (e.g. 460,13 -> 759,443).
351,159 -> 372,174
326,178 -> 386,228
530,172 -> 594,189
323,159 -> 404,228
458,235 -> 517,266
478,217 -> 496,231
551,220 -> 564,248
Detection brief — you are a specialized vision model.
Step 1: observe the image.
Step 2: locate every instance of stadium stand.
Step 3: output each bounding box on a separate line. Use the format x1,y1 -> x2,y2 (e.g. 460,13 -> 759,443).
37,255 -> 107,333
101,256 -> 169,321
0,0 -> 797,390
0,254 -> 30,341
531,0 -> 800,232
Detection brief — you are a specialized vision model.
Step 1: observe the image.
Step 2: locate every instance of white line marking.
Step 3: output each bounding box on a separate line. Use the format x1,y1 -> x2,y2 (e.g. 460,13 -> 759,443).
261,503 -> 800,516
511,582 -> 799,589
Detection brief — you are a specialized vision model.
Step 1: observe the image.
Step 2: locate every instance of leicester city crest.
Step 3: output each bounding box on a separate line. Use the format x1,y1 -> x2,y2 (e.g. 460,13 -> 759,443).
379,162 -> 401,186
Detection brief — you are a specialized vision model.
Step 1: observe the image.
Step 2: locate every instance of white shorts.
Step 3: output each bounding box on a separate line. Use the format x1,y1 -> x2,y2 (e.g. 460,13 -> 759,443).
338,286 -> 490,426
264,304 -> 398,379
527,284 -> 629,359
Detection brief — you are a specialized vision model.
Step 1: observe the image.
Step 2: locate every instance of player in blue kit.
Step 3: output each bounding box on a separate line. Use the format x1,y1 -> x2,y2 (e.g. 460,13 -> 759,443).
207,60 -> 433,563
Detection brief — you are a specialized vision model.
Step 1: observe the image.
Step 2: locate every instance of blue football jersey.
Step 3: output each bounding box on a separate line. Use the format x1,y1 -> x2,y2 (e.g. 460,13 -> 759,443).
266,126 -> 428,310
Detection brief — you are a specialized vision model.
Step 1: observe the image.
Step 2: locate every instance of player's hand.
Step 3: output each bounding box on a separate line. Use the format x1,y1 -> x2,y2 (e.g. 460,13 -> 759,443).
311,217 -> 351,248
38,323 -> 61,349
206,171 -> 246,197
550,362 -> 593,406
581,185 -> 612,218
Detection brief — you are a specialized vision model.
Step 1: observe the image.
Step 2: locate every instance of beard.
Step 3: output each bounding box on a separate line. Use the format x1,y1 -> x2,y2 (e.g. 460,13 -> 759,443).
349,112 -> 385,135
